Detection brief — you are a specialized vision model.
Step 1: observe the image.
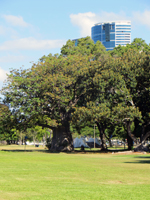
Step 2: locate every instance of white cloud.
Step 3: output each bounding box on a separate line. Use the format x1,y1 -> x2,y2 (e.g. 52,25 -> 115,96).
70,11 -> 128,37
0,55 -> 26,63
0,37 -> 66,51
70,10 -> 150,37
70,12 -> 97,36
3,15 -> 30,27
132,10 -> 150,28
0,25 -> 19,39
98,11 -> 128,21
0,26 -> 5,35
0,67 -> 8,82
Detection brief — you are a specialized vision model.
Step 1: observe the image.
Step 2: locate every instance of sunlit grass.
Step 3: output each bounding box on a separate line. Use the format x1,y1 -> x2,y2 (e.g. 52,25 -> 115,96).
0,144 -> 46,150
0,146 -> 150,199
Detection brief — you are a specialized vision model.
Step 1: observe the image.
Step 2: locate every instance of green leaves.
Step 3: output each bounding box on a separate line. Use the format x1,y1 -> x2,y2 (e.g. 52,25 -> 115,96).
1,37 -> 150,146
1,53 -> 98,131
61,36 -> 107,60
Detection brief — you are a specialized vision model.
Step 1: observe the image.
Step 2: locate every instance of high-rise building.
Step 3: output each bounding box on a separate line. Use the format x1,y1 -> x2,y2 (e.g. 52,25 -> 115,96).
72,39 -> 79,46
91,21 -> 131,51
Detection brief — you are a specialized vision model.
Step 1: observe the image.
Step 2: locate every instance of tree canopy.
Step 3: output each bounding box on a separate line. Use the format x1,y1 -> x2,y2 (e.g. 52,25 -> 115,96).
1,37 -> 150,151
61,36 -> 106,59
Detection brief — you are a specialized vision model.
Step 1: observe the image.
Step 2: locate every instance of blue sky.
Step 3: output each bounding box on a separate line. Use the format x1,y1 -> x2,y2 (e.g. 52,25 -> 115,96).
0,0 -> 150,94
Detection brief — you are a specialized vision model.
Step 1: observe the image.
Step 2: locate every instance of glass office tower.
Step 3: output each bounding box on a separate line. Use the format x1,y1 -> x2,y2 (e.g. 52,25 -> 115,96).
91,21 -> 131,51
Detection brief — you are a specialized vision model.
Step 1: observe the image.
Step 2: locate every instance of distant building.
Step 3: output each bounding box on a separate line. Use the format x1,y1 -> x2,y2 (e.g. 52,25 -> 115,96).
91,21 -> 131,51
72,37 -> 88,46
72,38 -> 79,46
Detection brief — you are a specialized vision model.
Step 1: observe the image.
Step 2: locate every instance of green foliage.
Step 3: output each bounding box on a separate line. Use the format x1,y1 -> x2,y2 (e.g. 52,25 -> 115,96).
110,38 -> 150,57
26,126 -> 49,142
2,48 -> 106,143
72,52 -> 142,140
61,36 -> 106,59
45,137 -> 52,150
0,104 -> 17,142
74,125 -> 99,137
1,37 -> 150,148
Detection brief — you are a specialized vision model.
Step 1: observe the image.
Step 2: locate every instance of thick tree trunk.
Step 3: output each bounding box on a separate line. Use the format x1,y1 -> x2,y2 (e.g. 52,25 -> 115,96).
127,133 -> 133,150
126,120 -> 150,152
96,122 -> 107,150
134,143 -> 149,152
134,128 -> 150,152
50,121 -> 74,152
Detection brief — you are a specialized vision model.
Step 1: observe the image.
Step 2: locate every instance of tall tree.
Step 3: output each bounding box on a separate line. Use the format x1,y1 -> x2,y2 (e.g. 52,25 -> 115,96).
0,103 -> 17,144
111,48 -> 150,150
71,57 -> 142,150
1,53 -> 101,151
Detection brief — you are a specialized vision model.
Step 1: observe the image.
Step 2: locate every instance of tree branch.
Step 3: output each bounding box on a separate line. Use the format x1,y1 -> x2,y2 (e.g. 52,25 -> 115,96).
141,131 -> 150,144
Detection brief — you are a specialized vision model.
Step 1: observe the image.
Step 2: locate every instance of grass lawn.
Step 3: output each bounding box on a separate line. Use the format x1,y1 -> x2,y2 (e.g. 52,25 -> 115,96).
0,146 -> 150,200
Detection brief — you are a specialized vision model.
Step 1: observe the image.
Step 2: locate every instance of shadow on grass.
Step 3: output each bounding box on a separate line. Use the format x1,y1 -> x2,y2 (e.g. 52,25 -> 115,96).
133,156 -> 150,159
125,156 -> 150,164
70,149 -> 130,154
1,148 -> 130,154
125,160 -> 150,164
137,160 -> 150,164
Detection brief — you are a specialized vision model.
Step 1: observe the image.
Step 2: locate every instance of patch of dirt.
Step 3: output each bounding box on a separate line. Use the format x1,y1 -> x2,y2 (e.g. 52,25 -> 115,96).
107,180 -> 123,184
113,151 -> 148,155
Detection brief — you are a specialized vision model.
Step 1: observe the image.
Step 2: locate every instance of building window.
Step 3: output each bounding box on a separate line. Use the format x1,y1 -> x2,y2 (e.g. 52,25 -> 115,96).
109,25 -> 115,30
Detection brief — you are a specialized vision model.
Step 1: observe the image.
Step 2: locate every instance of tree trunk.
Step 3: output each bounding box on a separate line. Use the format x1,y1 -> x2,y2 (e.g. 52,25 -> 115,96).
141,124 -> 145,143
43,135 -> 45,147
134,129 -> 150,152
125,120 -> 150,151
125,121 -> 138,150
33,136 -> 35,146
126,121 -> 133,150
127,133 -> 133,150
105,133 -> 113,147
96,122 -> 107,150
108,138 -> 113,147
50,121 -> 74,152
